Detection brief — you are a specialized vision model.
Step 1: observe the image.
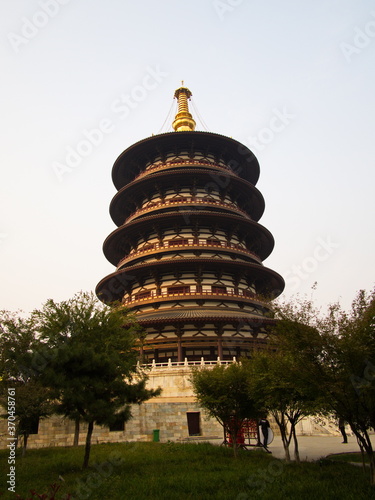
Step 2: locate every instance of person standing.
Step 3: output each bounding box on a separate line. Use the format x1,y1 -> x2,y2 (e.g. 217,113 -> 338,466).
259,417 -> 271,452
338,417 -> 348,443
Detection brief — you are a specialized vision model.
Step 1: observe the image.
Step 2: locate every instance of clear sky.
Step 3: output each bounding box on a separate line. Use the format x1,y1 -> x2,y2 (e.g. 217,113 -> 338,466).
1,0 -> 374,314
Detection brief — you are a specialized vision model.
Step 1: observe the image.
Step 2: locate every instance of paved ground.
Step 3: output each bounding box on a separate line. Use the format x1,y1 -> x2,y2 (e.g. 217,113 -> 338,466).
207,434 -> 374,461
265,435 -> 366,461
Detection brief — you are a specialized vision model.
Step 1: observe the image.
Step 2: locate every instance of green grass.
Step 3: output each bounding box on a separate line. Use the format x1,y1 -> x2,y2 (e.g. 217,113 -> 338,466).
0,442 -> 374,500
327,452 -> 370,464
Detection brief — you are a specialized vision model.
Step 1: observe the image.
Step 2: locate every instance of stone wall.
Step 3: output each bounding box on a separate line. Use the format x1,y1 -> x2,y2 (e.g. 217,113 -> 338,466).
0,366 -> 223,450
0,401 -> 223,450
1,365 -> 337,450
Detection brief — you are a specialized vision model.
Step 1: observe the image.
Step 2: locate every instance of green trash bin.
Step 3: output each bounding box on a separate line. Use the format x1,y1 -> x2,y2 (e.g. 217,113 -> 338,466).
153,429 -> 160,442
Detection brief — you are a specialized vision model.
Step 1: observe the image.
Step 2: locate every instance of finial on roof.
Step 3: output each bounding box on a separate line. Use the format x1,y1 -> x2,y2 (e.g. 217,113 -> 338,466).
172,84 -> 196,132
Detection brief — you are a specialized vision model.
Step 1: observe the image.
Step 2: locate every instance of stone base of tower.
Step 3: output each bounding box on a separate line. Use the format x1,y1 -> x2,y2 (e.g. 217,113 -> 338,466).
0,364 -> 340,450
0,402 -> 223,451
0,365 -> 224,450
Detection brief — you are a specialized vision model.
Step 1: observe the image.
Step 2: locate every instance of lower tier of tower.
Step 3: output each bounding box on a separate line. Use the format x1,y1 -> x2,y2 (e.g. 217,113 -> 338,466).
135,315 -> 275,363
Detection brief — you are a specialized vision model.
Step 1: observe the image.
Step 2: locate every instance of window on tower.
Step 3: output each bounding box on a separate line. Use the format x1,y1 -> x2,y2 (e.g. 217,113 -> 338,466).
171,195 -> 188,202
134,290 -> 151,300
206,238 -> 222,247
167,285 -> 190,295
168,238 -> 189,246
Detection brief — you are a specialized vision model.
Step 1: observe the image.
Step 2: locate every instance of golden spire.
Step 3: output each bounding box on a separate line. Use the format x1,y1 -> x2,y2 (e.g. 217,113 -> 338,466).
172,83 -> 196,132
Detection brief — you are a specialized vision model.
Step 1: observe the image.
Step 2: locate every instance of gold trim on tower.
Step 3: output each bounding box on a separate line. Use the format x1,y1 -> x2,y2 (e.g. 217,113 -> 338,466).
172,84 -> 196,132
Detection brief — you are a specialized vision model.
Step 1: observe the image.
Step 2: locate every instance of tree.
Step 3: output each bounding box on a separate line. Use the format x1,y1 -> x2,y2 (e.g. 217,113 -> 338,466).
0,311 -> 53,455
245,348 -> 323,462
34,292 -> 161,468
318,290 -> 375,485
272,289 -> 375,484
190,363 -> 260,457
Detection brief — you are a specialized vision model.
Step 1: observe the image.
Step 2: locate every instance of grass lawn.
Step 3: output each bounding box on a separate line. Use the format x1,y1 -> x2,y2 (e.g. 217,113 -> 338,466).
327,452 -> 370,464
0,442 -> 374,500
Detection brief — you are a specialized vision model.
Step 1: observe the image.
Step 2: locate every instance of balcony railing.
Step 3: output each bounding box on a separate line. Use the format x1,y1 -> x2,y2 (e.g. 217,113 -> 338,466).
118,241 -> 262,268
122,289 -> 269,307
134,159 -> 232,181
124,197 -> 251,224
138,357 -> 237,370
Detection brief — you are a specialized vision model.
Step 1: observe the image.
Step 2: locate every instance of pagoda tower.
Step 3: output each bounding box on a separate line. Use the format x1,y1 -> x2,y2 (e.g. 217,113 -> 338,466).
96,85 -> 284,364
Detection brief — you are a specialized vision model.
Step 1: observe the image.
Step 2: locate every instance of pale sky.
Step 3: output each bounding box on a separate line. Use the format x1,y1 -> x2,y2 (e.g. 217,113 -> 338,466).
1,0 -> 374,314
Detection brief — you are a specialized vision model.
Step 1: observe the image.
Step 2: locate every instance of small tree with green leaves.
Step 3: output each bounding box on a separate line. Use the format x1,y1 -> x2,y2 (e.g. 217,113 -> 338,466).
245,348 -> 323,462
0,312 -> 53,455
272,289 -> 375,484
317,290 -> 375,485
190,363 -> 260,457
34,292 -> 161,468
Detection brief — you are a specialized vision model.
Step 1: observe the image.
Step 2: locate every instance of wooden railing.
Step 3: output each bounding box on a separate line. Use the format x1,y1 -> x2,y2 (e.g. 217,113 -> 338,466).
138,357 -> 237,370
122,289 -> 269,307
118,241 -> 262,267
125,197 -> 251,224
134,159 -> 232,181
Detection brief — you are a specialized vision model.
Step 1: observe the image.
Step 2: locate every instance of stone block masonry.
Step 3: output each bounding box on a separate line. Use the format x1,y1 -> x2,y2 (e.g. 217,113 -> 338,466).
0,402 -> 223,449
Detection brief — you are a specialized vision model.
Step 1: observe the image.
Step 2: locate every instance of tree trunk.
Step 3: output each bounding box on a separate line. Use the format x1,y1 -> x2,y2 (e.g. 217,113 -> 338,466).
273,413 -> 290,462
73,417 -> 80,446
370,455 -> 375,486
22,433 -> 28,457
83,421 -> 94,469
292,425 -> 300,463
282,436 -> 290,462
357,440 -> 367,475
278,423 -> 290,462
351,426 -> 375,485
223,423 -> 228,445
230,429 -> 238,458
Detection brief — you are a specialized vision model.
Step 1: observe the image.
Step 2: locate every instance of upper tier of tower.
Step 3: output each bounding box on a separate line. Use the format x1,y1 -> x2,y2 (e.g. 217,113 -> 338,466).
111,131 -> 260,192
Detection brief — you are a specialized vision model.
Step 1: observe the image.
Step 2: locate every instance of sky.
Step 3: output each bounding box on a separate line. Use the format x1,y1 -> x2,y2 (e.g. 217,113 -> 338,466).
0,0 -> 374,315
